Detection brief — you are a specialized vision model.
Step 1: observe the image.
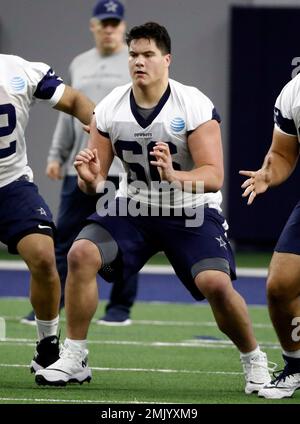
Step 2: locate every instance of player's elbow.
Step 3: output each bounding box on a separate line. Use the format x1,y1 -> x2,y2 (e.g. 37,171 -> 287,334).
209,180 -> 223,192
206,167 -> 224,192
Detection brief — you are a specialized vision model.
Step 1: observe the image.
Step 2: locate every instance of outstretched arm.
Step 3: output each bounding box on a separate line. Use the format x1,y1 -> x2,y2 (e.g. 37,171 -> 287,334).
240,128 -> 299,205
54,85 -> 95,125
74,115 -> 114,194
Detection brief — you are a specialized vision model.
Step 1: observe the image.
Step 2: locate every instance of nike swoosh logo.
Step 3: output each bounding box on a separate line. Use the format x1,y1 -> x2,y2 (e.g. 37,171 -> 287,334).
38,224 -> 52,229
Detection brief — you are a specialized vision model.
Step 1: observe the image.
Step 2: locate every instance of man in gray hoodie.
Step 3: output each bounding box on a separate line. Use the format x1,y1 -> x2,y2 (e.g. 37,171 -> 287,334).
21,0 -> 138,327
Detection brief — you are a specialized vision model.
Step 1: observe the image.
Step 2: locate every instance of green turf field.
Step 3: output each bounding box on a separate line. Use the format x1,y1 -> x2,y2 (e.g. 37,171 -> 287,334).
0,298 -> 298,404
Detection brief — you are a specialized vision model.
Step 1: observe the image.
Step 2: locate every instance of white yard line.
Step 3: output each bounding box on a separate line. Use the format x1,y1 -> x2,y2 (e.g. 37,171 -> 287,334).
0,362 -> 242,375
0,315 -> 273,328
0,396 -> 170,404
0,337 -> 280,349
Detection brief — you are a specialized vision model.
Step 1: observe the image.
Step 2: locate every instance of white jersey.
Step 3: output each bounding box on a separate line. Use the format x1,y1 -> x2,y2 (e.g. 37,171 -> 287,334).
0,54 -> 65,187
274,72 -> 300,140
48,47 -> 129,177
94,78 -> 223,210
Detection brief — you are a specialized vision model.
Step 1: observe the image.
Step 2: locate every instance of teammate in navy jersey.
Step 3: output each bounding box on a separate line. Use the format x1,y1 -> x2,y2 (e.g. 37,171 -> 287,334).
240,73 -> 300,399
36,22 -> 272,395
0,54 -> 94,375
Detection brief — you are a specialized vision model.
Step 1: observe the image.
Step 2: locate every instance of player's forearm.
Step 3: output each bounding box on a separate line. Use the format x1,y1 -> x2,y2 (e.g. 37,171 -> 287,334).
71,95 -> 95,125
172,165 -> 223,193
55,87 -> 95,125
264,152 -> 296,187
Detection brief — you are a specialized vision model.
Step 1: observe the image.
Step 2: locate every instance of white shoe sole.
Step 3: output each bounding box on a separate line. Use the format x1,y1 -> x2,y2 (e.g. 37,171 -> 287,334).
96,319 -> 132,326
20,319 -> 37,326
245,382 -> 267,394
35,369 -> 92,387
258,388 -> 297,399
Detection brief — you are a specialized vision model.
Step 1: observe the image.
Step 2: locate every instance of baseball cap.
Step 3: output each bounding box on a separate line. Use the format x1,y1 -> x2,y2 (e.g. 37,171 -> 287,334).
92,0 -> 125,21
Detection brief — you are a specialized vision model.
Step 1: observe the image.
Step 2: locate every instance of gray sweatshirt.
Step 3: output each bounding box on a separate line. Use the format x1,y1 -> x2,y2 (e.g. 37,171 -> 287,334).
48,46 -> 130,176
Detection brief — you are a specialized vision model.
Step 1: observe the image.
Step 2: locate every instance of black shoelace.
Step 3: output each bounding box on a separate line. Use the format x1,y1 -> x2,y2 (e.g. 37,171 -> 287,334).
271,364 -> 297,386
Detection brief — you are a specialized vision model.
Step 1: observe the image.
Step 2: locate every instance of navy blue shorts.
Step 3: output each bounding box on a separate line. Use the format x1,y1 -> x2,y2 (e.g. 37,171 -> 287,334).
275,200 -> 300,254
0,177 -> 54,254
83,197 -> 236,301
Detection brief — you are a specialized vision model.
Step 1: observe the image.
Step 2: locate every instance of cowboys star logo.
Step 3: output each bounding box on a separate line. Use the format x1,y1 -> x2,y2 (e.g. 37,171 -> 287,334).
215,236 -> 227,249
104,0 -> 118,13
36,207 -> 47,216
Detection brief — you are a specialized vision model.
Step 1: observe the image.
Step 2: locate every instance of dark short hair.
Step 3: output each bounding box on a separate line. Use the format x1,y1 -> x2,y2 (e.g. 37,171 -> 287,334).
126,22 -> 171,54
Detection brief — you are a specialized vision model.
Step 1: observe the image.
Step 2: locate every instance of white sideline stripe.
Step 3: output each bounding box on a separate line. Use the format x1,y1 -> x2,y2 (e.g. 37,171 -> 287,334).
0,260 -> 29,270
2,315 -> 273,329
236,268 -> 267,277
0,396 -> 169,405
0,362 -> 242,375
0,260 -> 268,277
1,337 -> 281,349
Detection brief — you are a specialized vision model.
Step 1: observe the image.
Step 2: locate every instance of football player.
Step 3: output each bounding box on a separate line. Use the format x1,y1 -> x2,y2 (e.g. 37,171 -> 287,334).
36,23 -> 272,395
0,53 -> 94,374
240,72 -> 300,399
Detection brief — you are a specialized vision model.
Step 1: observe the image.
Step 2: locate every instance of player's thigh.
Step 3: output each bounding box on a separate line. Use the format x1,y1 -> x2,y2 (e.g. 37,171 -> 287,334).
164,208 -> 236,301
77,212 -> 156,281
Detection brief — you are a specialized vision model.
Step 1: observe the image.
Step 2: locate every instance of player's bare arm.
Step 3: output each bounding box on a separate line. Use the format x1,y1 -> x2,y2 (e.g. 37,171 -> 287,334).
54,85 -> 95,125
150,119 -> 223,193
240,128 -> 299,205
74,115 -> 114,194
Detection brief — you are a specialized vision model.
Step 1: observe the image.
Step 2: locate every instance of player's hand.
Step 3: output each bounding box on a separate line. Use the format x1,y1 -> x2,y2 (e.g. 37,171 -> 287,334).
150,142 -> 175,182
74,148 -> 100,184
46,161 -> 62,180
239,157 -> 272,205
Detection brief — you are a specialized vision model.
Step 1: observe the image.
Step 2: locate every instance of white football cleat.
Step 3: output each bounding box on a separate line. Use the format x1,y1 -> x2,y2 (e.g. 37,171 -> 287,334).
35,341 -> 92,386
241,350 -> 275,394
258,355 -> 300,399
